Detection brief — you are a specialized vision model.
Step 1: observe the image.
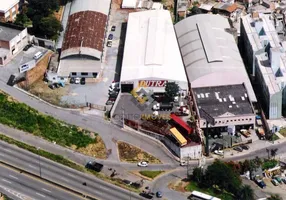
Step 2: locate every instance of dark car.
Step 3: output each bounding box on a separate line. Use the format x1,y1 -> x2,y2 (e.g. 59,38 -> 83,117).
108,34 -> 113,40
107,41 -> 112,47
109,91 -> 119,96
111,25 -> 116,31
156,191 -> 163,198
240,144 -> 250,150
233,146 -> 243,152
122,180 -> 132,185
23,44 -> 32,51
70,77 -> 75,84
80,77 -> 86,85
256,180 -> 266,189
85,161 -> 103,172
48,84 -> 55,90
54,83 -> 60,88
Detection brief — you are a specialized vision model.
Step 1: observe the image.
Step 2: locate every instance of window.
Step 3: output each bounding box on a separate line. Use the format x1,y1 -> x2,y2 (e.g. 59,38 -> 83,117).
226,120 -> 229,122
81,72 -> 88,76
17,40 -> 21,44
238,119 -> 240,121
22,36 -> 26,40
242,119 -> 244,121
71,72 -> 76,76
60,77 -> 64,80
3,56 -> 6,60
92,73 -> 97,78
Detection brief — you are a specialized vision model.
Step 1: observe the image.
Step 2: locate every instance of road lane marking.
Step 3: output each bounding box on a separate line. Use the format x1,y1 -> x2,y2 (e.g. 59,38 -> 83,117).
9,175 -> 18,180
2,179 -> 11,184
3,149 -> 12,152
36,193 -> 46,197
67,173 -> 75,177
60,177 -> 68,182
0,153 -> 5,157
29,165 -> 37,169
100,186 -> 108,191
42,188 -> 51,193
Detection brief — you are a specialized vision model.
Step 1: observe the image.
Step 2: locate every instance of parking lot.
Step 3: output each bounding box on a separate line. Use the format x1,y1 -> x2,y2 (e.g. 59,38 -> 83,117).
0,45 -> 47,83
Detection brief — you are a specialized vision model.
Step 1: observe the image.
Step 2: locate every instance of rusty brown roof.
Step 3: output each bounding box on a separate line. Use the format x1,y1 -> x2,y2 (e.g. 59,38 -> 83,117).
226,4 -> 237,13
62,10 -> 107,53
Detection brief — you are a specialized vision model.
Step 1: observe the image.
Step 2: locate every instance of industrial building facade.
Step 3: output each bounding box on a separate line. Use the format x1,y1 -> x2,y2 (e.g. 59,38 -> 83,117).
120,10 -> 188,94
240,13 -> 286,119
0,0 -> 19,22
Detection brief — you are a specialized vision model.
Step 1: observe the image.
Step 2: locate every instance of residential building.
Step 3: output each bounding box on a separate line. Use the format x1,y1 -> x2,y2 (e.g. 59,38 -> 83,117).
0,22 -> 28,66
0,0 -> 19,22
240,13 -> 286,118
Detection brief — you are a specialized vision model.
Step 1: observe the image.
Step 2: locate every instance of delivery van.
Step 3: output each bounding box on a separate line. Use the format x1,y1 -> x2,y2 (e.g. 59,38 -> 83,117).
33,52 -> 43,60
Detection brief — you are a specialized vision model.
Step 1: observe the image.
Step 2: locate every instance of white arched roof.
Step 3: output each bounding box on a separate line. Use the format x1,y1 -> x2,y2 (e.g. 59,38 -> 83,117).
70,0 -> 111,15
175,14 -> 256,102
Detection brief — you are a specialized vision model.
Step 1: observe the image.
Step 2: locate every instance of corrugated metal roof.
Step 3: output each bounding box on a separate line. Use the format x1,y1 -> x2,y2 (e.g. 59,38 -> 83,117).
175,14 -> 257,102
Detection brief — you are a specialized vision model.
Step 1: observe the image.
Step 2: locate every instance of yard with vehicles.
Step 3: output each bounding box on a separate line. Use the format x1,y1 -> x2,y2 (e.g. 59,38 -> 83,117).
117,141 -> 161,164
0,91 -> 106,158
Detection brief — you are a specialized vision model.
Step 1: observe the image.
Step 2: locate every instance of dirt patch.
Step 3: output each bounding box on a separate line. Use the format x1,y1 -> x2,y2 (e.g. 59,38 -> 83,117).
168,179 -> 189,193
27,78 -> 69,106
77,136 -> 107,159
117,141 -> 161,163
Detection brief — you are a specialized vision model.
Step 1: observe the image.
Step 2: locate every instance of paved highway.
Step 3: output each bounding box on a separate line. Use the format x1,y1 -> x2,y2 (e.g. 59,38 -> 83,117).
0,141 -> 145,200
0,164 -> 81,200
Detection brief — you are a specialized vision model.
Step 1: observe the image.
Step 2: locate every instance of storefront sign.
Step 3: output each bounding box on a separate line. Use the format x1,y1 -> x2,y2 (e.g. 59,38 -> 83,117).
138,80 -> 167,87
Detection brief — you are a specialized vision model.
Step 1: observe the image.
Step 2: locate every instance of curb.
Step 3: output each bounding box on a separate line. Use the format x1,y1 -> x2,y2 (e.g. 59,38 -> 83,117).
0,161 -> 97,200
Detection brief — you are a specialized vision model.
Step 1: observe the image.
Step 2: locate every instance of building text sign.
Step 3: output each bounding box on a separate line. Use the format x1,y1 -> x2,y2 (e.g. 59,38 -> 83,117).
138,80 -> 167,87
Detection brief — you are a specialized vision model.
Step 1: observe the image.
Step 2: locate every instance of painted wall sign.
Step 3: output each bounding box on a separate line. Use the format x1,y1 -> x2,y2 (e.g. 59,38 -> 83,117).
138,80 -> 167,87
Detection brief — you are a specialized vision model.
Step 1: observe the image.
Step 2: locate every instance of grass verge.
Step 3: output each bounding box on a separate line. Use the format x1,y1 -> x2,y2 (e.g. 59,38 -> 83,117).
117,141 -> 161,164
1,194 -> 14,200
139,171 -> 164,179
185,181 -> 233,200
0,91 -> 106,158
0,134 -> 140,193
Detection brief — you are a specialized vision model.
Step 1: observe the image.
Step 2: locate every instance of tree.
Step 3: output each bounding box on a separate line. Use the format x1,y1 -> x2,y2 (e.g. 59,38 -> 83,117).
27,0 -> 59,18
205,160 -> 242,195
192,167 -> 204,186
237,185 -> 255,200
267,194 -> 283,200
165,82 -> 179,101
226,161 -> 241,175
14,13 -> 32,27
38,15 -> 63,40
190,6 -> 202,16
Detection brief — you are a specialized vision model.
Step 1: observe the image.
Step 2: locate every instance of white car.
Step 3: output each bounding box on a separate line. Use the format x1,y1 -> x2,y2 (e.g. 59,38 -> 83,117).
214,150 -> 224,156
137,161 -> 148,167
75,77 -> 80,84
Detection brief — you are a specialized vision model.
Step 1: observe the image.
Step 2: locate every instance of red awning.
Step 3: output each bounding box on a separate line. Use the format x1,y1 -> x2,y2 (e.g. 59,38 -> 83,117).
170,113 -> 192,134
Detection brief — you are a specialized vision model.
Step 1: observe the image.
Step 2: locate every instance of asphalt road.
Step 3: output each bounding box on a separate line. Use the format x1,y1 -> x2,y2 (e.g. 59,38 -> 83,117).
0,141 -> 145,200
0,164 -> 80,200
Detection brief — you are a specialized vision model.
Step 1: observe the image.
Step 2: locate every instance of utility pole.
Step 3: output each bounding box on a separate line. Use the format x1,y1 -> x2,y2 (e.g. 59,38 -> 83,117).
205,122 -> 209,157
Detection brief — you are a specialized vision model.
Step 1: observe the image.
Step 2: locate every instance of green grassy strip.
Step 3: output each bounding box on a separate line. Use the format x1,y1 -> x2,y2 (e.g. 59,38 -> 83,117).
2,194 -> 14,200
0,134 -> 140,193
0,92 -> 95,148
139,171 -> 164,179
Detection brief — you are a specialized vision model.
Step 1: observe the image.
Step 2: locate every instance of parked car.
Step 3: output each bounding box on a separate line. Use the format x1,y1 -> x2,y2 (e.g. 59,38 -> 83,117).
122,180 -> 132,185
23,44 -> 32,51
274,176 -> 283,184
214,150 -> 224,156
80,77 -> 86,85
282,178 -> 286,184
70,77 -> 75,84
105,100 -> 115,105
256,179 -> 266,189
271,179 -> 279,186
108,34 -> 113,40
111,25 -> 116,31
85,161 -> 103,172
48,84 -> 55,89
156,191 -> 163,198
233,146 -> 243,152
75,77 -> 80,84
137,161 -> 148,167
107,41 -> 112,47
54,83 -> 60,88
240,144 -> 250,150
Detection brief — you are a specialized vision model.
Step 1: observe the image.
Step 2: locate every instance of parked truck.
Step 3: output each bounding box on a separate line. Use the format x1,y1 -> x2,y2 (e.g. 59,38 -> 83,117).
257,128 -> 265,137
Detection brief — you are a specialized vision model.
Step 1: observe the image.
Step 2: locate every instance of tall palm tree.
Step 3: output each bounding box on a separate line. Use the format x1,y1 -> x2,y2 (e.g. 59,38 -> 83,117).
237,185 -> 255,200
267,194 -> 283,200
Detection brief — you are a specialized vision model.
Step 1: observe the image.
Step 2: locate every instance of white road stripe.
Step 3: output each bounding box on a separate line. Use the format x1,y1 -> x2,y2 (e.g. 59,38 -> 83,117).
60,177 -> 68,182
1,179 -> 11,184
36,193 -> 46,198
3,149 -> 11,152
9,175 -> 18,180
0,153 -> 5,156
42,188 -> 51,193
67,173 -> 75,177
29,165 -> 37,169
100,186 -> 108,190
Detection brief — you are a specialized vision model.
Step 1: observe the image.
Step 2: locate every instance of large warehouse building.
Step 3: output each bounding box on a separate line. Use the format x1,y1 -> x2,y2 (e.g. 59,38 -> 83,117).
120,10 -> 188,94
174,14 -> 257,103
57,0 -> 111,79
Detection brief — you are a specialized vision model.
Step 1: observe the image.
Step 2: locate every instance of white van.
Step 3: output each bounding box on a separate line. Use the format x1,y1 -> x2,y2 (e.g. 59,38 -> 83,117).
33,52 -> 43,60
